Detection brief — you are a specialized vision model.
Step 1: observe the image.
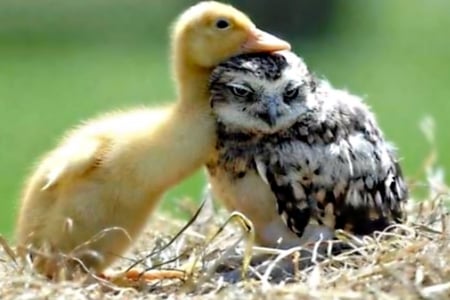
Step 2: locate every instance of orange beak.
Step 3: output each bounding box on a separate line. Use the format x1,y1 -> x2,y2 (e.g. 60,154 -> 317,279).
242,28 -> 291,52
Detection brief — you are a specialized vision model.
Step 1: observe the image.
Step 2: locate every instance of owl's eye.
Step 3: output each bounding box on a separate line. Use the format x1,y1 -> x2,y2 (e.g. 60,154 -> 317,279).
227,84 -> 253,98
215,18 -> 231,30
283,85 -> 300,102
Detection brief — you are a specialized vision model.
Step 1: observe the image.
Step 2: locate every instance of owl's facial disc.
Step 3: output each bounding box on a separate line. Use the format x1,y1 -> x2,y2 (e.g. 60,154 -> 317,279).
210,52 -> 313,134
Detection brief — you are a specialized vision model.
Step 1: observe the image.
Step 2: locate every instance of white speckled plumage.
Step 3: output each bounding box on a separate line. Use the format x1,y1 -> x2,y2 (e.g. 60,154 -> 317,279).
206,51 -> 408,248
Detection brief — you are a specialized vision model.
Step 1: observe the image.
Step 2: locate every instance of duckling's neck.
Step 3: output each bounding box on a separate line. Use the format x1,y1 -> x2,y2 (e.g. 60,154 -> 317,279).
178,66 -> 211,109
130,52 -> 215,192
172,49 -> 212,111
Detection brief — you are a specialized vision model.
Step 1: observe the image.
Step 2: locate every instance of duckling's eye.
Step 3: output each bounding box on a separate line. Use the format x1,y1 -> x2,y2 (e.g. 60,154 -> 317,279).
227,84 -> 253,98
215,18 -> 231,30
283,85 -> 300,102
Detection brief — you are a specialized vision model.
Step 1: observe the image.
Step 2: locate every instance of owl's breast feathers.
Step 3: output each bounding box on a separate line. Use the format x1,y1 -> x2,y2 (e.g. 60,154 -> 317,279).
207,122 -> 260,178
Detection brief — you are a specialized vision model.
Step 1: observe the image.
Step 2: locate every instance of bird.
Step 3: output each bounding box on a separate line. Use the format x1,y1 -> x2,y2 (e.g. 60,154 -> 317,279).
206,51 -> 408,250
14,1 -> 291,281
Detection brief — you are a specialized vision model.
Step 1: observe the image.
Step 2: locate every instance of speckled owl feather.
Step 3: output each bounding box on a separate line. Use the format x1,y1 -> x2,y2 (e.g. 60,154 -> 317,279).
207,51 -> 408,243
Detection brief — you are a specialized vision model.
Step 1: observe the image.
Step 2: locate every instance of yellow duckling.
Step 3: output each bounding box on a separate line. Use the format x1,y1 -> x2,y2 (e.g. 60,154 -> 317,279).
15,1 -> 290,280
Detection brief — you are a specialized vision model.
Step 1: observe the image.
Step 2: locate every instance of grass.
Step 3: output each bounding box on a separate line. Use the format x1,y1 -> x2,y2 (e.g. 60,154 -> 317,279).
1,0 -> 450,239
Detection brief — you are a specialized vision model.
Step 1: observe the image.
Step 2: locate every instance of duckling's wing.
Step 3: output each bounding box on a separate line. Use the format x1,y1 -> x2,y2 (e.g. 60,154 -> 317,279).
41,136 -> 109,190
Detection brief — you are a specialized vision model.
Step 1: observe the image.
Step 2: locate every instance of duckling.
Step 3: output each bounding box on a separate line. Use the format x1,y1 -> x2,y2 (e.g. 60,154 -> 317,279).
15,1 -> 291,280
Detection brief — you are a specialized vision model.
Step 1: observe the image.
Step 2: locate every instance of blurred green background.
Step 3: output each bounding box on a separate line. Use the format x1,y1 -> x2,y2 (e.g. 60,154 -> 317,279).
1,0 -> 449,238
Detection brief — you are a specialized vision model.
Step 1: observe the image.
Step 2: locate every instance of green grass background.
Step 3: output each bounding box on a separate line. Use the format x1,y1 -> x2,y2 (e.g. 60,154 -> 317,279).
1,0 -> 449,238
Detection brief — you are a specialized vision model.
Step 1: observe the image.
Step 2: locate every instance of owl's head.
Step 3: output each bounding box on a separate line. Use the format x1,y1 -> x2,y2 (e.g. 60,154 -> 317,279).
209,51 -> 316,134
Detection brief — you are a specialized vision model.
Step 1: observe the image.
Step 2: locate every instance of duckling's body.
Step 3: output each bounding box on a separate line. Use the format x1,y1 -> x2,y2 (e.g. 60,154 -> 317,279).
15,1 -> 290,277
18,105 -> 213,272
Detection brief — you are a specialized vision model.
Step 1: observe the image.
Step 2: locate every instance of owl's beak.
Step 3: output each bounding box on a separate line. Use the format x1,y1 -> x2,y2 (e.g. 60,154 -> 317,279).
261,96 -> 281,127
267,101 -> 278,127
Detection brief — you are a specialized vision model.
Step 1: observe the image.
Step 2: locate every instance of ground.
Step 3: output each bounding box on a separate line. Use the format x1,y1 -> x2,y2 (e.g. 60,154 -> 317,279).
1,180 -> 449,299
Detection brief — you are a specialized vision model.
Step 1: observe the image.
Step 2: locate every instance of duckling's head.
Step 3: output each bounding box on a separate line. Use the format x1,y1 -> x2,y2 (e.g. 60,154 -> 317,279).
172,1 -> 291,69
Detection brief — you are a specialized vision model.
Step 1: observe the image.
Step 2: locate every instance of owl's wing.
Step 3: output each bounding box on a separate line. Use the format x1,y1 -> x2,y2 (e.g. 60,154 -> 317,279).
255,134 -> 408,238
331,148 -> 408,235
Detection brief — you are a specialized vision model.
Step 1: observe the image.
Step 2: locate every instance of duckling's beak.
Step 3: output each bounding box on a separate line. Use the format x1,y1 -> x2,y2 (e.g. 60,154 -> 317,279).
242,28 -> 291,52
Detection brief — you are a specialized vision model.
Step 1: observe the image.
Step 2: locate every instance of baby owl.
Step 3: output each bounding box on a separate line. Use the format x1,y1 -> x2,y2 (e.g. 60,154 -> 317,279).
206,51 -> 408,249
